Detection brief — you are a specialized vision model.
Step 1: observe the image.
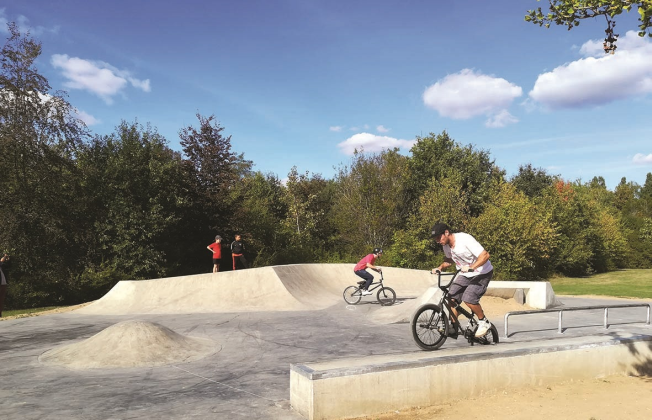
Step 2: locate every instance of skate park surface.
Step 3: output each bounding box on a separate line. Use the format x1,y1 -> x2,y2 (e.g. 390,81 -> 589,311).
1,264 -> 651,420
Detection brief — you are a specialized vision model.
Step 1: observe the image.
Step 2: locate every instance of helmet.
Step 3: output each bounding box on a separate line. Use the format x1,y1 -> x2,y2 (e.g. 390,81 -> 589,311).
215,235 -> 222,241
373,247 -> 383,255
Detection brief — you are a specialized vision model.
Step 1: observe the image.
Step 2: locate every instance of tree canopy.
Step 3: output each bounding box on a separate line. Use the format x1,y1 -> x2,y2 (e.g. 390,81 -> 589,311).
525,1 -> 652,53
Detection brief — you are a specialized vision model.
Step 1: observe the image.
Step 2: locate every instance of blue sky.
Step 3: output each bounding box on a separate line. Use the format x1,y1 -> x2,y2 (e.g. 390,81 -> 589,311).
2,1 -> 651,189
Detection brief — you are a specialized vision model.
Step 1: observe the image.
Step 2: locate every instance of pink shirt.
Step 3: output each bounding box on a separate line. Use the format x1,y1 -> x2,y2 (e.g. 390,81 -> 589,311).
354,254 -> 376,271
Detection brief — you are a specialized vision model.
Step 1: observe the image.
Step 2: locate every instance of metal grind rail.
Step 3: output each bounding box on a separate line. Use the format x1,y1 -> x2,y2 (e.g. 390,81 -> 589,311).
504,303 -> 651,338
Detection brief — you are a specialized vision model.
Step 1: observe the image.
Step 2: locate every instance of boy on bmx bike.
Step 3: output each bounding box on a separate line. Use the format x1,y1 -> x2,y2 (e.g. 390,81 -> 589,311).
353,248 -> 383,296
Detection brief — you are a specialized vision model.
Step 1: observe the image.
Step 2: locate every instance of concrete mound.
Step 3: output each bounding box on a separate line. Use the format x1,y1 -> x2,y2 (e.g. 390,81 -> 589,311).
39,320 -> 216,369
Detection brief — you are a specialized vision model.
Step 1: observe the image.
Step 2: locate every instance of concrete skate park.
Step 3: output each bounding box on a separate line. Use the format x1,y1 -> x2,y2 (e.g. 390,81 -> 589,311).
1,264 -> 651,420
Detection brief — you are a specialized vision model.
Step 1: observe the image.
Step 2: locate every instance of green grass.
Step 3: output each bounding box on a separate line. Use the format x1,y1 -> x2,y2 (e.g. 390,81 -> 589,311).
549,269 -> 652,299
2,306 -> 61,318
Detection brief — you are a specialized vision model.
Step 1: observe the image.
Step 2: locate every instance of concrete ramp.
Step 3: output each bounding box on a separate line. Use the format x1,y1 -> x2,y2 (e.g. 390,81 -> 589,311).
76,264 -> 437,315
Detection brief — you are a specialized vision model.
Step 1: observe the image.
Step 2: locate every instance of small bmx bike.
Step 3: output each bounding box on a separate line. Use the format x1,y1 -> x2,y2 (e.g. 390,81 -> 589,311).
343,272 -> 396,306
411,270 -> 499,351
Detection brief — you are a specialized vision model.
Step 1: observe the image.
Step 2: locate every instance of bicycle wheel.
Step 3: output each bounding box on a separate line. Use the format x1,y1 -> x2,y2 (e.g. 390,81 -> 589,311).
343,286 -> 361,304
476,323 -> 500,345
411,304 -> 448,351
377,286 -> 396,306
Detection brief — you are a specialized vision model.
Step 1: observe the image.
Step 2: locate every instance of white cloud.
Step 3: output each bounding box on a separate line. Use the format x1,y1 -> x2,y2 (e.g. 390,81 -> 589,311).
0,10 -> 58,35
74,109 -> 100,126
337,132 -> 416,155
529,31 -> 652,109
423,69 -> 522,121
330,126 -> 343,132
485,109 -> 519,128
376,125 -> 390,133
633,153 -> 652,165
51,54 -> 150,104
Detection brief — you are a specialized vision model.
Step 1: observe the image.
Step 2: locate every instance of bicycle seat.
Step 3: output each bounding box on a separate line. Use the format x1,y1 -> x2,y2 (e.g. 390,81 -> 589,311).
357,281 -> 366,286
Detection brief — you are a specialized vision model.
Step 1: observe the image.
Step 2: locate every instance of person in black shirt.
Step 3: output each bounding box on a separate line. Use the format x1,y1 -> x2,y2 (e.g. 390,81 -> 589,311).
230,235 -> 248,270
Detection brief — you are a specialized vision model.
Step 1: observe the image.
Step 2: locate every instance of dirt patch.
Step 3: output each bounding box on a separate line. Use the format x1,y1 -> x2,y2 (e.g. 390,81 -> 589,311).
349,374 -> 652,420
0,302 -> 93,321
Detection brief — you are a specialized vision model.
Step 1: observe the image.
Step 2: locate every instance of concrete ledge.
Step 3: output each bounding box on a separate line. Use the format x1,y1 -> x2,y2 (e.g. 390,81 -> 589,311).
290,333 -> 652,420
487,281 -> 558,309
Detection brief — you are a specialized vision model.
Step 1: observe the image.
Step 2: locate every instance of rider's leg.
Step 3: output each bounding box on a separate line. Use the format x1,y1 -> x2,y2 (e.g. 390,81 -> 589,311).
354,270 -> 374,291
465,302 -> 485,320
462,271 -> 494,337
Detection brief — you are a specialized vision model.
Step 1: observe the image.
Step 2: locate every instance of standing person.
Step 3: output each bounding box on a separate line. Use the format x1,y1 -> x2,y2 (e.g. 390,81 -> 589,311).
430,222 -> 494,337
230,235 -> 248,270
207,235 -> 223,273
0,253 -> 9,317
353,248 -> 383,296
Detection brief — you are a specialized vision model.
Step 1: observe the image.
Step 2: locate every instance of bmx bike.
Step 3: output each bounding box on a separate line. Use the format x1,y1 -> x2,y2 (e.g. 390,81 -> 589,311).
343,272 -> 396,306
411,269 -> 499,351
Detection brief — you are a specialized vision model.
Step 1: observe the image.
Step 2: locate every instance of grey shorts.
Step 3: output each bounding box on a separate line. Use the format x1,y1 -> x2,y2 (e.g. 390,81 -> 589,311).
449,270 -> 493,305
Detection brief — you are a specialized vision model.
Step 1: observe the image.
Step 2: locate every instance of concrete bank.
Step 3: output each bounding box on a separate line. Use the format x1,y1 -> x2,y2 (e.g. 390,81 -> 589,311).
291,333 -> 652,420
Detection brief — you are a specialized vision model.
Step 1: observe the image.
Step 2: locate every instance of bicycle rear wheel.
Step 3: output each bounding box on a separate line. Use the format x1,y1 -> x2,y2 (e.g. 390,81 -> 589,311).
411,304 -> 448,351
476,323 -> 499,345
343,286 -> 361,304
377,286 -> 396,306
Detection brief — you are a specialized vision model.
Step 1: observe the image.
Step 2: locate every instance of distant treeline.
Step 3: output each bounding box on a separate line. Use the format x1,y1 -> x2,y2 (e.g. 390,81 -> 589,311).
2,24 -> 652,309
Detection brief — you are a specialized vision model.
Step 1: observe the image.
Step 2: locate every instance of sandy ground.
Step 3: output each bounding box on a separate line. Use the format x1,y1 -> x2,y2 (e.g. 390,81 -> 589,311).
3,297 -> 652,419
349,374 -> 652,420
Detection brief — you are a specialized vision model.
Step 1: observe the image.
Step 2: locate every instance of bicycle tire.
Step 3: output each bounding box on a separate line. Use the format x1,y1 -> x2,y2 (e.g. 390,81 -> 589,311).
377,286 -> 396,306
476,323 -> 500,345
411,303 -> 448,351
343,286 -> 361,305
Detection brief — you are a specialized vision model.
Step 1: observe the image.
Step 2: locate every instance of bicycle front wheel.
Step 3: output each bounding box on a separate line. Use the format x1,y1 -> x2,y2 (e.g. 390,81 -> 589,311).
411,304 -> 448,351
377,286 -> 396,306
343,286 -> 361,304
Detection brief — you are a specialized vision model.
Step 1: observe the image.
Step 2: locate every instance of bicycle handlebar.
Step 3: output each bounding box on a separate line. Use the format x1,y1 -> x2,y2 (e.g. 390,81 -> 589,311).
431,268 -> 474,289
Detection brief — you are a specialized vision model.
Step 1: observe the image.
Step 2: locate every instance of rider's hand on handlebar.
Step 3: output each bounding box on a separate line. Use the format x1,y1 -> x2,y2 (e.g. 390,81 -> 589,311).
460,265 -> 471,273
431,268 -> 441,275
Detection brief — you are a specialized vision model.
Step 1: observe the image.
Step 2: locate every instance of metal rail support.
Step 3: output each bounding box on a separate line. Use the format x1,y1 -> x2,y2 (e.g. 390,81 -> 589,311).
504,303 -> 651,338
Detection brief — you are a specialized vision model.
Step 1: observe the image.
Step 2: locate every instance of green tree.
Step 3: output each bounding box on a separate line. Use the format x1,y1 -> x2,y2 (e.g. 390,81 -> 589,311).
281,167 -> 336,262
77,121 -> 189,280
525,1 -> 652,53
406,131 -> 504,218
332,149 -> 411,257
0,23 -> 88,307
226,171 -> 288,266
179,113 -> 252,235
469,182 -> 558,280
388,176 -> 470,269
510,163 -> 556,198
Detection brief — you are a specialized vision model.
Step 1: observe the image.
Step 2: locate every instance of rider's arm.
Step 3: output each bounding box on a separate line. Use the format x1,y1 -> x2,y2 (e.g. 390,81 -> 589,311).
467,250 -> 490,271
365,262 -> 381,273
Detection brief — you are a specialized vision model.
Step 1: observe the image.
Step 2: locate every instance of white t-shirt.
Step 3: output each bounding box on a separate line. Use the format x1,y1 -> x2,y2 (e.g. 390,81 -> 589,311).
443,232 -> 493,277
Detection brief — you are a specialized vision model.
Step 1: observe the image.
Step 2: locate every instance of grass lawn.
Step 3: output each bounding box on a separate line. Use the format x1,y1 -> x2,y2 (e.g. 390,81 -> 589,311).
2,306 -> 61,318
549,269 -> 652,299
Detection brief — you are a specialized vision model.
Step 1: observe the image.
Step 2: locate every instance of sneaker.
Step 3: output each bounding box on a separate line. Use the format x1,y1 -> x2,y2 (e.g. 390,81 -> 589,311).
361,290 -> 372,296
475,319 -> 491,337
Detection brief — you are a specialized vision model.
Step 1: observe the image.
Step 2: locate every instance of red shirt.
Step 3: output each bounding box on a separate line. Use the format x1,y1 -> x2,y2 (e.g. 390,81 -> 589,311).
354,254 -> 376,271
208,242 -> 222,259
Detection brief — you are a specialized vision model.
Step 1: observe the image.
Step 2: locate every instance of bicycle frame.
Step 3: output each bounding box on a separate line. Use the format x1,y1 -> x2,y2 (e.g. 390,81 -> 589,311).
433,271 -> 480,339
357,272 -> 385,292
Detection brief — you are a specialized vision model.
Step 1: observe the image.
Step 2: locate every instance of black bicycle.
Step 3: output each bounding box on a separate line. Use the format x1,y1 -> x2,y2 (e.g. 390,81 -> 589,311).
411,270 -> 499,350
343,272 -> 396,306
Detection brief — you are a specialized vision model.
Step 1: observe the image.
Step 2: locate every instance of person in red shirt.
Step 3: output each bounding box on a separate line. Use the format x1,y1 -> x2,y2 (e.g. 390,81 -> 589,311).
353,248 -> 383,295
207,235 -> 223,273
